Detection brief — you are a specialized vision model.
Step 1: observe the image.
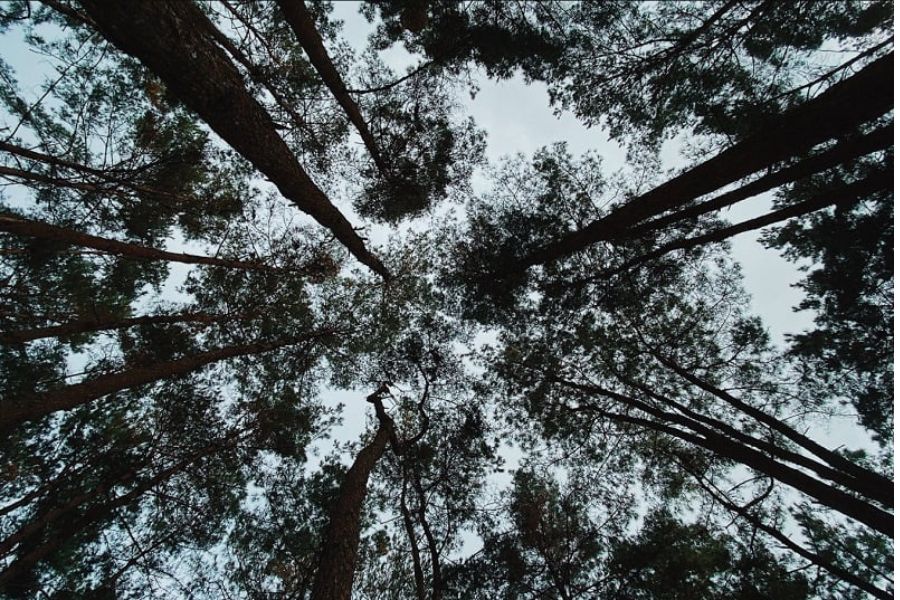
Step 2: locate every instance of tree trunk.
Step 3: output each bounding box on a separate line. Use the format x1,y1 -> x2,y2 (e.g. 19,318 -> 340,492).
511,52 -> 892,272
1,338 -> 296,431
618,124 -> 892,240
0,140 -> 190,205
276,0 -> 390,177
310,422 -> 390,600
73,0 -> 389,278
1,310 -> 234,345
609,168 -> 890,276
400,480 -> 427,600
553,378 -> 894,536
650,349 -> 894,502
616,370 -> 891,507
0,213 -> 278,272
0,431 -> 242,594
676,451 -> 892,600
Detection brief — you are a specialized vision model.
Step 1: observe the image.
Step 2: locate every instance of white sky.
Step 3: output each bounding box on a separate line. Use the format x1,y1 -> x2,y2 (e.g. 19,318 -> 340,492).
0,2 -> 881,567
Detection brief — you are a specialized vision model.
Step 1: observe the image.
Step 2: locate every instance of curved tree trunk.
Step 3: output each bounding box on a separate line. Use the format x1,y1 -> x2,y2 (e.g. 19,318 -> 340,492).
310,422 -> 390,600
73,0 -> 389,278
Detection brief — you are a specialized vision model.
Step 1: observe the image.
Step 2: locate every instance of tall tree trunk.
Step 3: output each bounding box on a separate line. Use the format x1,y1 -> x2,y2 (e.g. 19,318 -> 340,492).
675,451 -> 892,600
310,421 -> 391,600
1,310 -> 235,345
648,347 -> 894,500
0,213 -> 279,272
400,480 -> 427,600
72,0 -> 389,278
0,431 -> 242,593
608,168 -> 890,276
613,369 -> 892,507
411,470 -> 443,600
511,52 -> 892,272
276,0 -> 390,177
1,337 -> 299,431
617,124 -> 892,240
0,140 -> 190,205
553,378 -> 893,536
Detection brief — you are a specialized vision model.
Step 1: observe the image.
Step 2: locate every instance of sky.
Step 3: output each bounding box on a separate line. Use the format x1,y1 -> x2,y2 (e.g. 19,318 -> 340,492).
0,0 -> 871,464
0,0 -> 876,468
0,1 -> 886,587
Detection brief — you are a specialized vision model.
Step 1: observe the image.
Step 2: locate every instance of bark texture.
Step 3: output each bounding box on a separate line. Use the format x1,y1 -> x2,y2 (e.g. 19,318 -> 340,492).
1,310 -> 233,344
276,0 -> 390,176
1,339 -> 291,430
512,52 -> 893,271
74,0 -> 389,278
310,422 -> 390,600
0,214 -> 277,272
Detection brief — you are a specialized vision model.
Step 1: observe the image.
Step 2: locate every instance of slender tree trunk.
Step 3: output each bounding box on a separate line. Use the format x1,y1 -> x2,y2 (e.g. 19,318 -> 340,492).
73,0 -> 389,278
608,168 -> 890,277
411,470 -> 443,600
615,370 -> 891,507
1,310 -> 234,345
0,213 -> 278,272
310,422 -> 391,600
675,452 -> 892,600
552,378 -> 893,536
0,140 -> 188,204
617,124 -> 893,240
1,338 -> 296,431
510,52 -> 892,272
400,480 -> 427,600
0,432 -> 242,593
649,349 -> 894,501
276,0 -> 390,177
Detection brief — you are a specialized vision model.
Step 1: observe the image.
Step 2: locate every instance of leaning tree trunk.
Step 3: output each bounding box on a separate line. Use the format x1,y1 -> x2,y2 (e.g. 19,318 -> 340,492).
310,422 -> 391,600
0,337 -> 303,431
607,169 -> 891,277
276,0 -> 390,177
0,214 -> 278,272
510,52 -> 893,273
0,310 -> 236,345
73,0 -> 389,278
0,431 -> 243,594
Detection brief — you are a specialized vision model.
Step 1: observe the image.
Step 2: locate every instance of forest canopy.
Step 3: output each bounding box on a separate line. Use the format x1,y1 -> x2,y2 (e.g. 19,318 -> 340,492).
0,1 -> 893,599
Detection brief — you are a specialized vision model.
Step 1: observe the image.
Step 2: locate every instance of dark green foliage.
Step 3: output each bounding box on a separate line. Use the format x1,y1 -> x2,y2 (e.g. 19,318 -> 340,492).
764,150 -> 894,442
0,2 -> 892,599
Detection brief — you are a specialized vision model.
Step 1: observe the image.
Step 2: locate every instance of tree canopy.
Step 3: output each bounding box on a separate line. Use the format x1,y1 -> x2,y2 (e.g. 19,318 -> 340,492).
0,1 -> 893,599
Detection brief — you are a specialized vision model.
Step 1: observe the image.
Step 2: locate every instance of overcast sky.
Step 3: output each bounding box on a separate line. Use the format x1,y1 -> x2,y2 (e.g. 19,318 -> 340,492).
0,2 -> 871,466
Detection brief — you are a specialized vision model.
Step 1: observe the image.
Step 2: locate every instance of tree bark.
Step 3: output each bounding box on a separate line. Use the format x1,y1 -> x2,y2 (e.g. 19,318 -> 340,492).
649,349 -> 894,503
72,0 -> 389,278
615,370 -> 891,507
0,213 -> 280,272
0,431 -> 242,593
552,377 -> 893,536
608,168 -> 890,277
1,338 -> 297,431
675,452 -> 892,600
510,52 -> 893,273
400,480 -> 427,600
617,124 -> 892,241
1,310 -> 234,345
276,0 -> 390,177
310,421 -> 391,600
